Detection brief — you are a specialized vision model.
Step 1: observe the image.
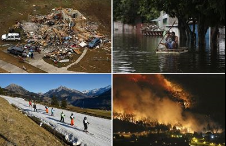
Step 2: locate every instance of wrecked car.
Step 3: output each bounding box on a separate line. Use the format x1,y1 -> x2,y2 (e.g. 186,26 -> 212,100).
7,46 -> 26,57
88,38 -> 101,48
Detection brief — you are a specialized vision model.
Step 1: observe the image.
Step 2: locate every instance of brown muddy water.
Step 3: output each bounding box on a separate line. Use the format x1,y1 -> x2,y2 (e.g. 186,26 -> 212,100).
113,31 -> 225,73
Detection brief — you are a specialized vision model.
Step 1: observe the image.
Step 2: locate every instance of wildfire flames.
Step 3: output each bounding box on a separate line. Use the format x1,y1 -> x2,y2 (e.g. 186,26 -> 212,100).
113,75 -> 217,133
128,74 -> 191,108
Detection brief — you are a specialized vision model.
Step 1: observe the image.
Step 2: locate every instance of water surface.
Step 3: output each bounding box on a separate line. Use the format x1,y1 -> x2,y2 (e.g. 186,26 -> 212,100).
113,32 -> 225,73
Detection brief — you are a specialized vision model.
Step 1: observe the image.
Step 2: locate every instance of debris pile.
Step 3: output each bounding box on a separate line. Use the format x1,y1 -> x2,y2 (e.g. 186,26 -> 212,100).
19,8 -> 109,63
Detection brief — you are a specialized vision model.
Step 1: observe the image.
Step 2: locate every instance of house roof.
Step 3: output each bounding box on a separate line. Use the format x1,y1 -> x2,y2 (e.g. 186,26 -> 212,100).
152,14 -> 168,22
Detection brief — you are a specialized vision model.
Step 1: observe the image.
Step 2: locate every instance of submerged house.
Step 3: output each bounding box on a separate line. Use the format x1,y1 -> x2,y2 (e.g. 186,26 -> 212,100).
152,11 -> 180,38
153,11 -> 212,48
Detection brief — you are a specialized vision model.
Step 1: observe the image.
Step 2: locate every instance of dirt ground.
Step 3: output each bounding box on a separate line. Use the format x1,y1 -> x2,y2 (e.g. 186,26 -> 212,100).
0,97 -> 64,146
0,0 -> 111,73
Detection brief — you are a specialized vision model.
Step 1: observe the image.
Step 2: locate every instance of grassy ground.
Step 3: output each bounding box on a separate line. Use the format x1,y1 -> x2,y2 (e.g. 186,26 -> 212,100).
0,0 -> 111,73
40,98 -> 111,119
0,97 -> 64,146
0,51 -> 46,73
0,67 -> 9,73
0,137 -> 8,146
40,102 -> 111,119
68,105 -> 111,119
68,44 -> 111,73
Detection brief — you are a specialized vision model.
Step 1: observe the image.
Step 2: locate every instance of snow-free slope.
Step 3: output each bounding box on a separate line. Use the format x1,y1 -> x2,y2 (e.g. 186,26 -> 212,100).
0,97 -> 64,146
1,95 -> 111,146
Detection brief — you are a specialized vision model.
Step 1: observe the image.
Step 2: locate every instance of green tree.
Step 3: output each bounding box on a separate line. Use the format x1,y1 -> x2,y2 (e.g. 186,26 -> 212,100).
114,0 -> 159,24
137,0 -> 160,23
61,99 -> 67,109
154,0 -> 225,49
194,0 -> 225,49
0,87 -> 4,95
114,0 -> 225,49
154,0 -> 199,46
51,96 -> 59,107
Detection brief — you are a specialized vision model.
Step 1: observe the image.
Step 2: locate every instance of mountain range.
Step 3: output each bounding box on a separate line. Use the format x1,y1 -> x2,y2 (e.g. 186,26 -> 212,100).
5,84 -> 29,95
3,84 -> 111,110
44,86 -> 89,103
82,85 -> 111,96
73,89 -> 111,110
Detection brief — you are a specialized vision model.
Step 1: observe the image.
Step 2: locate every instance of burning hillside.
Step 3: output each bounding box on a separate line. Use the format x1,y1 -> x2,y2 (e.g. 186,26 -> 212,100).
113,75 -> 220,133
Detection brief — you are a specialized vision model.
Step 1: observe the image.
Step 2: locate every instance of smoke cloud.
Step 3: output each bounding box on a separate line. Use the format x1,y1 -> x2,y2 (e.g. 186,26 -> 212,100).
114,75 -> 218,133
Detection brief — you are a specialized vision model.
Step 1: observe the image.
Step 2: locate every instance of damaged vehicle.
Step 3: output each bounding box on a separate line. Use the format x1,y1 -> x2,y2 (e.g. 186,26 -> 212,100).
7,46 -> 26,57
88,38 -> 101,48
1,33 -> 21,41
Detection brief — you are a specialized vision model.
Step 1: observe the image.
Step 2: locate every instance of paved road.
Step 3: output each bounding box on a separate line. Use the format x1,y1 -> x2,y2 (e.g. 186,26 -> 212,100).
0,60 -> 27,73
67,48 -> 88,69
28,49 -> 88,73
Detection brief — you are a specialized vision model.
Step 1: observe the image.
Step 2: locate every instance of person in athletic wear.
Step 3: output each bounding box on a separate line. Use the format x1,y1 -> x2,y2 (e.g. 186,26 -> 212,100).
70,113 -> 75,126
83,117 -> 90,132
29,100 -> 32,107
60,112 -> 65,123
51,108 -> 54,116
33,102 -> 37,112
45,106 -> 49,113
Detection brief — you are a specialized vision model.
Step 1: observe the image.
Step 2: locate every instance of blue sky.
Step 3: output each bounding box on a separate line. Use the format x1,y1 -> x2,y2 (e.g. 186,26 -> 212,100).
0,74 -> 111,93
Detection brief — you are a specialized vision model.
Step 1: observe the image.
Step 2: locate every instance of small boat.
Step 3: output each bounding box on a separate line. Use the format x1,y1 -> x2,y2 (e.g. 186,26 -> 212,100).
156,47 -> 189,54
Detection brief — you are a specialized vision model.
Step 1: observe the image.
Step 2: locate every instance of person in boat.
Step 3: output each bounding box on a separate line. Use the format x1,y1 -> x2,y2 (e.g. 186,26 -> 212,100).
165,31 -> 178,49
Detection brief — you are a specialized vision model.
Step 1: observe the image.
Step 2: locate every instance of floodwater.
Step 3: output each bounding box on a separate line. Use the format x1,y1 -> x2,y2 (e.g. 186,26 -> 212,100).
113,31 -> 225,73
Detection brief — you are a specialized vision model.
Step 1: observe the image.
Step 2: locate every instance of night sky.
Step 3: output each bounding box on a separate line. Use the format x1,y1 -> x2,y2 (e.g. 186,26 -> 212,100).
165,74 -> 225,128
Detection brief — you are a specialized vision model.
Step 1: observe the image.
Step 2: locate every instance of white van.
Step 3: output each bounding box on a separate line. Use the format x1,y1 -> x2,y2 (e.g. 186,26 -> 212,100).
1,33 -> 21,41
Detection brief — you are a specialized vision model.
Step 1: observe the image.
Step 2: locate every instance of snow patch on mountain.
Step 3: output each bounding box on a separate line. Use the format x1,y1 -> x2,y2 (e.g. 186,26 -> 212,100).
82,85 -> 111,96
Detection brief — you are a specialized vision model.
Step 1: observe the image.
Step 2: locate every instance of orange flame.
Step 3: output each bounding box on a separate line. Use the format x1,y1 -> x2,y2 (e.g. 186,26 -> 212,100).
113,75 -> 201,132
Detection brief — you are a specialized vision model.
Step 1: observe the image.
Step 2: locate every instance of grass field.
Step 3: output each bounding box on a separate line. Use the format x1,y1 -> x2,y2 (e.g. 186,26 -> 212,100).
0,97 -> 64,146
0,67 -> 9,73
0,51 -> 46,73
68,105 -> 111,119
40,103 -> 112,119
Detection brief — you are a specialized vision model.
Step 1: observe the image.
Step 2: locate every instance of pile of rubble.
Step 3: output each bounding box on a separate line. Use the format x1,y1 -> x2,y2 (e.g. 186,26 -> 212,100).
19,8 -> 109,63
